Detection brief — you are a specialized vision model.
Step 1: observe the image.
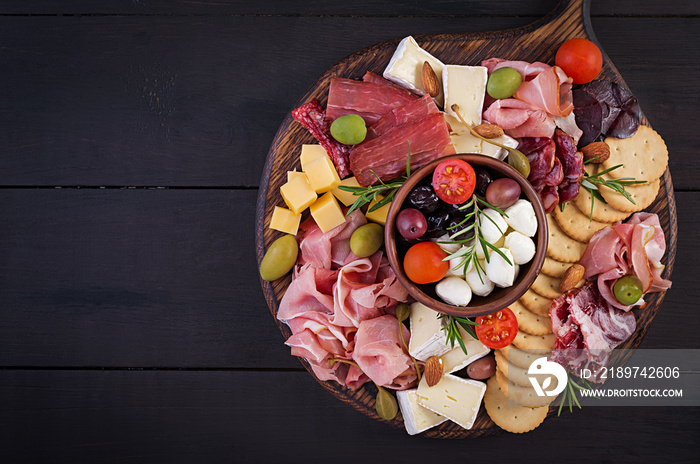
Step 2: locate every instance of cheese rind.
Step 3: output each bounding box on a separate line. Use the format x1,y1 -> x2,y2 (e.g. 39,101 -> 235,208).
280,174 -> 317,215
440,326 -> 490,374
443,65 -> 488,126
269,206 -> 302,235
480,134 -> 519,161
408,302 -> 451,361
383,36 -> 445,107
416,374 -> 487,430
309,192 -> 346,233
396,389 -> 447,435
304,155 -> 341,194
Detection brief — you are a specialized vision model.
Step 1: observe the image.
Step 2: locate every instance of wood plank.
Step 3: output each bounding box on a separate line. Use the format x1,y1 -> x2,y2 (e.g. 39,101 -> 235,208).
0,188 -> 695,367
0,370 -> 697,462
0,15 -> 696,188
0,0 -> 697,16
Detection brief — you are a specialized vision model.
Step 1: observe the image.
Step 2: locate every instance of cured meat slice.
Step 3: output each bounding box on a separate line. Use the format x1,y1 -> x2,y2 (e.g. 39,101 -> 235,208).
297,210 -> 367,270
350,112 -> 456,186
514,66 -> 574,117
292,99 -> 352,178
550,282 -> 636,381
366,94 -> 439,140
481,58 -> 551,81
572,88 -> 603,147
483,98 -> 556,138
326,76 -> 419,126
553,129 -> 584,184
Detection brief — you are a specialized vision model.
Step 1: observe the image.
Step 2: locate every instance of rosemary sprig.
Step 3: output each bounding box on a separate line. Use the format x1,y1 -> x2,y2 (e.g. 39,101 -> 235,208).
557,372 -> 599,416
438,314 -> 480,356
578,161 -> 646,221
338,143 -> 412,216
438,195 -> 512,282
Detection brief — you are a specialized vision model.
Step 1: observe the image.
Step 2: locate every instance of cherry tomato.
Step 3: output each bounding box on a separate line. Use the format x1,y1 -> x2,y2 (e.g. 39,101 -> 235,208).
555,38 -> 603,85
403,241 -> 449,284
432,159 -> 476,205
475,308 -> 518,349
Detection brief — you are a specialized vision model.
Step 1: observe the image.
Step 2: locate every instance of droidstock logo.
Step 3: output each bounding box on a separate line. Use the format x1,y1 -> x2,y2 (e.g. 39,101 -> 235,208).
527,357 -> 568,397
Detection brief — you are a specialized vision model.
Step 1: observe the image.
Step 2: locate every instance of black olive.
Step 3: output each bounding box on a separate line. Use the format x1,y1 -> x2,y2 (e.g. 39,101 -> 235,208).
407,185 -> 440,214
475,168 -> 493,197
425,209 -> 450,238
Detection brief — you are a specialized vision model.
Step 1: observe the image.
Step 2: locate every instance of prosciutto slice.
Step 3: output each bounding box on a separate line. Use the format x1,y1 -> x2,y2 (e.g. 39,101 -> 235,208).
352,315 -> 417,389
297,210 -> 367,270
550,282 -> 636,381
483,98 -> 556,138
514,66 -> 574,117
579,212 -> 671,310
350,112 -> 456,186
326,76 -> 419,126
366,94 -> 439,140
481,58 -> 551,81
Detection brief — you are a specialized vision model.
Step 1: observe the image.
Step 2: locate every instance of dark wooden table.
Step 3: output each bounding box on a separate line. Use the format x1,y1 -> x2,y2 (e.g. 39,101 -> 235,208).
0,1 -> 697,462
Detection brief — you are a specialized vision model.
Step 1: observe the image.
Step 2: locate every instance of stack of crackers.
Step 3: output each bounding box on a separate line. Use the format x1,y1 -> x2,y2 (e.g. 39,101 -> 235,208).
484,125 -> 669,433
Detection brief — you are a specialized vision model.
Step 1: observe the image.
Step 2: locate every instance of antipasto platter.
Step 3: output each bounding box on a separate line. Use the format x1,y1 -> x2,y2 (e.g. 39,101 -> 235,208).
255,0 -> 677,438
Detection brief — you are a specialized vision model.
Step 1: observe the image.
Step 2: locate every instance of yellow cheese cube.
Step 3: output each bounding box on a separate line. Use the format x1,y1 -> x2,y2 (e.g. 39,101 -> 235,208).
300,144 -> 329,170
287,170 -> 305,182
280,174 -> 317,215
331,176 -> 361,207
365,195 -> 392,225
310,192 -> 346,233
304,155 -> 341,194
269,206 -> 302,236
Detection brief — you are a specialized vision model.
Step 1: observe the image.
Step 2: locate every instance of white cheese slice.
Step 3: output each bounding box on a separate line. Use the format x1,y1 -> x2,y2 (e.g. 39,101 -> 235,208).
444,113 -> 482,153
443,65 -> 488,126
480,133 -> 519,161
503,199 -> 538,237
440,326 -> 490,374
397,388 -> 447,435
416,374 -> 487,430
408,302 -> 451,361
383,36 -> 445,107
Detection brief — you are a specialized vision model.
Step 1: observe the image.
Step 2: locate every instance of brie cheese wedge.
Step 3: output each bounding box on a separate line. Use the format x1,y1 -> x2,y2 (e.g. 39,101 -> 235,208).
440,326 -> 490,374
416,374 -> 487,430
383,36 -> 445,107
443,65 -> 488,126
408,302 -> 451,361
397,388 -> 447,435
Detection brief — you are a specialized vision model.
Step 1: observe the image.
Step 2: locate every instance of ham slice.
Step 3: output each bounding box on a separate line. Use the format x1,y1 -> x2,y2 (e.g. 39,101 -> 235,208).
550,282 -> 636,381
483,98 -> 556,138
514,66 -> 574,117
579,213 -> 671,310
350,112 -> 456,186
297,210 -> 367,270
352,314 -> 417,389
326,76 -> 419,126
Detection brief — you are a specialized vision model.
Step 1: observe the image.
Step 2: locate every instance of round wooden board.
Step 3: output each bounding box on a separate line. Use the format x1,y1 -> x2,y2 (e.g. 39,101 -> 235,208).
254,0 -> 678,438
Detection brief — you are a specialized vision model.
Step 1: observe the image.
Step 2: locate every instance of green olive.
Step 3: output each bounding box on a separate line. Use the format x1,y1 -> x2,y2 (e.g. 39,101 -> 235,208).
375,386 -> 398,420
613,275 -> 643,305
350,223 -> 384,258
487,66 -> 522,100
330,114 -> 367,145
259,234 -> 299,281
508,149 -> 531,179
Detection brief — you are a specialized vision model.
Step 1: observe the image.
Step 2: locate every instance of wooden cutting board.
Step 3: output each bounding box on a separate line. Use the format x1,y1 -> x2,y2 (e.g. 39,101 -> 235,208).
254,0 -> 677,438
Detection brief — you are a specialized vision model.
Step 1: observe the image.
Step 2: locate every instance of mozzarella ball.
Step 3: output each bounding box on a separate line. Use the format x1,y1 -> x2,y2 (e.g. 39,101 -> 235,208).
465,261 -> 495,296
485,248 -> 516,288
478,208 -> 508,244
504,231 -> 536,265
446,247 -> 473,277
503,199 -> 538,237
435,233 -> 462,254
436,276 -> 473,306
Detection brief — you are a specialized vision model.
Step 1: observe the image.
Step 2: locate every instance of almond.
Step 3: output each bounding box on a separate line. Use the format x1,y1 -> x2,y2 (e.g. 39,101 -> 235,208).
559,263 -> 586,293
421,61 -> 440,98
580,141 -> 611,164
424,355 -> 444,387
473,123 -> 505,139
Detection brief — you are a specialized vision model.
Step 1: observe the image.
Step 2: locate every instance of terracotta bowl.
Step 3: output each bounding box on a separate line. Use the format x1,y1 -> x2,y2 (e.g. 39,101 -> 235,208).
384,153 -> 548,318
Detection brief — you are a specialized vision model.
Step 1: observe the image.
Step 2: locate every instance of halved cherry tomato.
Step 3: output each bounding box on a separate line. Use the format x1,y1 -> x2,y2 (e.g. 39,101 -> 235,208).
475,308 -> 518,349
403,241 -> 449,284
432,159 -> 476,205
555,38 -> 603,85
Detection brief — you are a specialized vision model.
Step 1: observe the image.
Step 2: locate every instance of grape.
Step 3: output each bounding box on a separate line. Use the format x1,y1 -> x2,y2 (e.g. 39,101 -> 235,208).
407,185 -> 440,213
485,178 -> 522,209
396,208 -> 427,240
487,67 -> 522,100
330,114 -> 367,145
